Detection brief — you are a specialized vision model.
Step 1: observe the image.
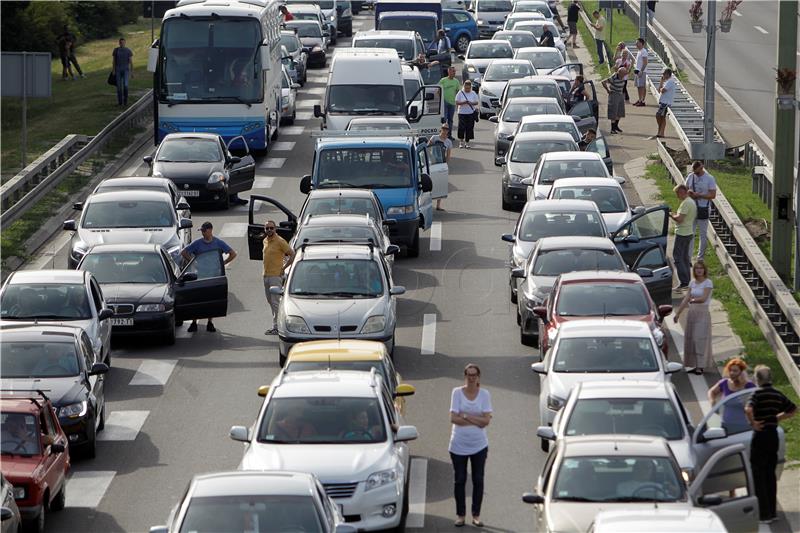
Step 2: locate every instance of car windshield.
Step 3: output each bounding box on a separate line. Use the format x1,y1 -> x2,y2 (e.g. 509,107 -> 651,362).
538,159 -> 609,184
291,22 -> 323,38
517,210 -> 605,241
1,413 -> 41,456
157,139 -> 222,163
510,140 -> 575,163
507,83 -> 560,101
280,34 -> 300,53
305,197 -> 380,218
380,18 -> 437,43
494,33 -> 537,49
80,252 -> 168,284
289,259 -> 384,297
502,101 -> 559,122
1,283 -> 91,320
404,78 -> 422,101
532,248 -> 623,276
469,43 -> 513,59
317,148 -> 412,188
553,185 -> 626,213
520,121 -> 579,141
518,50 -> 563,69
553,456 -> 683,503
296,225 -> 379,246
288,0 -> 334,8
258,397 -> 387,444
179,495 -> 323,533
516,4 -> 551,17
354,38 -> 413,59
566,398 -> 684,440
515,23 -> 554,37
327,85 -> 405,114
1,341 -> 81,378
557,283 -> 650,316
552,337 -> 659,373
82,200 -> 175,228
484,62 -> 534,81
477,0 -> 513,12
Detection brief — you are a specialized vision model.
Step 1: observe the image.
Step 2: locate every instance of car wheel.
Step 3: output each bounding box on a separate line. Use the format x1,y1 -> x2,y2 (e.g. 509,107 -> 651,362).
279,351 -> 287,367
50,483 -> 66,512
520,328 -> 537,347
406,228 -> 420,258
502,196 -> 513,211
82,422 -> 97,459
27,506 -> 45,533
456,34 -> 470,53
164,317 -> 176,346
510,283 -> 517,304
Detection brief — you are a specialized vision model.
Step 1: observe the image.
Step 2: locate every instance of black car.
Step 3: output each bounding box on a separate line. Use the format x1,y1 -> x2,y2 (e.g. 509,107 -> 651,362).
0,324 -> 109,458
144,133 -> 256,210
77,244 -> 229,345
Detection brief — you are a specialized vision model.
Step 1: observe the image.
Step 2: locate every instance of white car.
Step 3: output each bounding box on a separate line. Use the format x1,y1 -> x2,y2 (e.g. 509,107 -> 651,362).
231,370 -> 419,532
514,46 -> 565,75
511,114 -> 581,143
512,0 -> 556,23
280,65 -> 299,125
503,11 -> 546,30
589,508 -> 728,533
547,177 -> 640,233
532,320 -> 683,425
478,59 -> 537,115
523,151 -> 616,202
459,39 -> 514,84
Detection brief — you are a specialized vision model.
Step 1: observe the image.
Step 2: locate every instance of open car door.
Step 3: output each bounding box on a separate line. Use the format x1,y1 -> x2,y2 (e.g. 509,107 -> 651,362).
550,62 -> 583,79
426,142 -> 449,200
174,250 -> 228,321
407,85 -> 444,137
416,144 -> 434,230
568,82 -> 599,133
688,443 -> 759,533
611,205 -> 670,268
226,136 -> 256,194
247,195 -> 298,260
630,244 -> 673,306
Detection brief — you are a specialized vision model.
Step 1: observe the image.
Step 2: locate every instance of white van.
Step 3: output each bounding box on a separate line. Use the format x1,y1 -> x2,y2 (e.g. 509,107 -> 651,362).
471,0 -> 513,39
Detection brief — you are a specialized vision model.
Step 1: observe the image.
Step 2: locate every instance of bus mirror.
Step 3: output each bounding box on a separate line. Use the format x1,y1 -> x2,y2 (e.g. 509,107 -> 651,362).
147,47 -> 159,73
261,48 -> 271,71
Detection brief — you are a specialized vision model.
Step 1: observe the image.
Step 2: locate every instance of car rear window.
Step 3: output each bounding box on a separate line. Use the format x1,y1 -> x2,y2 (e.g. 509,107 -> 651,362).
556,283 -> 650,317
1,283 -> 91,320
518,210 -> 605,242
553,337 -> 658,373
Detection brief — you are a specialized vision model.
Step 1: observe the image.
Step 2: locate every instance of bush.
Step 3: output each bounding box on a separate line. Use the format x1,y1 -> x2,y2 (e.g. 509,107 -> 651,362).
69,1 -> 140,41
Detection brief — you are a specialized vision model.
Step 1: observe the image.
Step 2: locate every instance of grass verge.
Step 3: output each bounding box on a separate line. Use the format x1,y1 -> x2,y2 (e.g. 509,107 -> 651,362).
646,159 -> 800,463
1,18 -> 155,180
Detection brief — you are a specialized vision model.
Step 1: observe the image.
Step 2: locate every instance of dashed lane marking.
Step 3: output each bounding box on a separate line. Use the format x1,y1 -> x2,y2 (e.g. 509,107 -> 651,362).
65,471 -> 116,508
306,87 -> 326,95
259,157 -> 286,169
295,112 -> 314,121
429,221 -> 442,251
406,458 -> 428,529
754,25 -> 768,34
218,222 -> 248,238
129,359 -> 177,386
270,141 -> 296,151
296,100 -> 321,109
254,177 -> 276,189
421,314 -> 436,355
97,410 -> 149,441
281,126 -> 306,135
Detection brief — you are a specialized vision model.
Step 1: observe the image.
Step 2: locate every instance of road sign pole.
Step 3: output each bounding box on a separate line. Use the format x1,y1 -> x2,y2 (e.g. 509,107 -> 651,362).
21,52 -> 27,169
639,0 -> 647,40
773,0 -> 798,282
702,0 -> 716,166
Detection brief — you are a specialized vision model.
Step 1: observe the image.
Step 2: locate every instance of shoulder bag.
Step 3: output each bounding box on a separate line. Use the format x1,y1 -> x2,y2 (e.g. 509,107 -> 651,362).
688,174 -> 709,219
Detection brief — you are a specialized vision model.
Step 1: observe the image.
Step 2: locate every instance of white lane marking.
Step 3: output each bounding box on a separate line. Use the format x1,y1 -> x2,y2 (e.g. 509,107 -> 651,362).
129,359 -> 177,386
295,112 -> 314,121
270,141 -> 296,151
429,221 -> 442,251
97,410 -> 149,441
254,177 -> 276,189
406,458 -> 428,529
307,87 -> 326,95
281,126 -> 306,135
296,100 -> 321,109
259,157 -> 286,169
665,320 -> 712,414
65,471 -> 115,508
218,222 -> 248,238
421,314 -> 436,355
753,25 -> 768,34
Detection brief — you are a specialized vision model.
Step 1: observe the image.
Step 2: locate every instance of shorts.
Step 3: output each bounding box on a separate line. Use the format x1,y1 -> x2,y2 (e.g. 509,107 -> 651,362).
656,103 -> 670,117
635,72 -> 647,88
568,21 -> 577,35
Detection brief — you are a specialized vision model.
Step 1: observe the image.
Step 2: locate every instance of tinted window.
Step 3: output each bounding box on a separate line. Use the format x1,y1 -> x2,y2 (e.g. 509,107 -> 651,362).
520,121 -> 579,141
495,32 -> 537,49
327,85 -> 405,114
1,341 -> 81,378
484,61 -> 534,81
380,18 -> 437,43
317,148 -> 411,188
516,50 -> 563,69
538,159 -> 609,184
518,210 -> 605,242
566,398 -> 684,439
468,42 -> 513,58
0,413 -> 41,456
296,225 -> 379,246
510,140 -> 575,163
502,101 -> 560,121
553,457 -> 683,502
82,200 -> 175,228
289,259 -> 383,297
179,495 -> 323,533
157,139 -> 222,162
354,38 -> 414,60
287,22 -> 322,37
634,247 -> 667,270
557,283 -> 650,316
80,252 -> 168,284
553,337 -> 659,373
477,0 -> 513,12
1,283 -> 91,320
552,185 -> 626,213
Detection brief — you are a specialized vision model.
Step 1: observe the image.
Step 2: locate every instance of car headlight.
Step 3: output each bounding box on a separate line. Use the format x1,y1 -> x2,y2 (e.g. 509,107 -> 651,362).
329,14 -> 335,20
361,315 -> 386,334
509,173 -> 525,183
482,89 -> 497,97
365,469 -> 398,491
477,19 -> 485,24
467,65 -> 477,73
208,171 -> 226,184
386,205 -> 415,215
12,486 -> 26,500
546,394 -> 565,411
285,315 -> 311,334
136,303 -> 166,312
59,400 -> 88,419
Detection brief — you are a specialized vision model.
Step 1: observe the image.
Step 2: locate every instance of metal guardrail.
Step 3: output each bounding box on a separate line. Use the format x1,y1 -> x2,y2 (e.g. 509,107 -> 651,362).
0,90 -> 153,228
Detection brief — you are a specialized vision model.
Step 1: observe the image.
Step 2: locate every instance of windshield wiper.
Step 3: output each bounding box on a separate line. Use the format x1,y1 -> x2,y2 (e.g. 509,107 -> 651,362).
553,496 -> 600,502
6,314 -> 71,319
358,183 -> 397,189
603,496 -> 676,503
322,291 -> 375,297
319,181 -> 360,188
290,291 -> 326,296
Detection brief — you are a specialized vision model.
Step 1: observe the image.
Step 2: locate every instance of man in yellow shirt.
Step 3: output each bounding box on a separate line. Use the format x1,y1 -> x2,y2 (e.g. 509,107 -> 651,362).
263,220 -> 295,335
669,184 -> 697,291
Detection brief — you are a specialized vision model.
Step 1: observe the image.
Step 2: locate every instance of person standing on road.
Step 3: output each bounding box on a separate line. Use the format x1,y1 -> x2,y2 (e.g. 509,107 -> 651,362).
601,66 -> 626,134
439,67 -> 460,137
263,220 -> 295,335
633,38 -> 649,106
745,365 -> 797,524
449,363 -> 492,528
591,11 -> 607,65
181,222 -> 238,333
455,80 -> 479,149
566,1 -> 580,48
708,358 -> 755,433
685,160 -> 716,261
112,37 -> 134,107
655,68 -> 676,138
432,125 -> 453,211
673,261 -> 712,375
669,183 -> 697,290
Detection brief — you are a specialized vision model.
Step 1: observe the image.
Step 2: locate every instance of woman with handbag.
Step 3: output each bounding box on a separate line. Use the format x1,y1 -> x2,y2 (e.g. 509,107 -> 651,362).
455,80 -> 479,149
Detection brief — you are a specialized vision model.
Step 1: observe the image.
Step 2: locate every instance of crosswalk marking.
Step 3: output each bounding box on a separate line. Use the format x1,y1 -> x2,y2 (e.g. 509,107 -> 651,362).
295,111 -> 314,121
281,126 -> 306,135
129,359 -> 177,386
296,99 -> 321,109
270,142 -> 296,151
65,471 -> 116,508
97,410 -> 149,441
406,458 -> 428,529
259,157 -> 286,169
421,314 -> 437,355
218,222 -> 248,238
429,222 -> 442,251
753,25 -> 768,34
254,177 -> 276,189
306,87 -> 326,95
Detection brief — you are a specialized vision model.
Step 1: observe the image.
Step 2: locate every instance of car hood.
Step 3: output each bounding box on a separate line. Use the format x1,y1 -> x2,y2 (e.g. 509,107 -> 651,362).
241,441 -> 395,481
369,186 -> 416,212
0,317 -> 93,332
601,211 -> 631,233
285,296 -> 386,326
300,37 -> 324,47
466,58 -> 496,74
2,455 -> 46,480
4,377 -> 87,408
506,160 -> 536,178
546,501 -> 690,532
153,161 -> 223,183
548,370 -> 666,403
497,119 -> 517,137
100,283 -> 168,305
480,80 -> 509,96
76,228 -> 178,248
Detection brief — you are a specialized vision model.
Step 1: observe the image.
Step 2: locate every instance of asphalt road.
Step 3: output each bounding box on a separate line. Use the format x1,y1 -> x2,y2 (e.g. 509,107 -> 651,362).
35,13 -> 726,533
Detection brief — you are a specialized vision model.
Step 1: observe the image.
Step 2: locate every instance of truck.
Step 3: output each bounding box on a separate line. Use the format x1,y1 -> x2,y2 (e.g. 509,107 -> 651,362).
374,0 -> 443,46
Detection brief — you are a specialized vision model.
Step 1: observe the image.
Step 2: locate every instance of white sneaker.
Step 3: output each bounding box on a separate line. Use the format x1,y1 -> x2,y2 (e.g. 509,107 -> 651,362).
465,143 -> 470,149
459,141 -> 464,148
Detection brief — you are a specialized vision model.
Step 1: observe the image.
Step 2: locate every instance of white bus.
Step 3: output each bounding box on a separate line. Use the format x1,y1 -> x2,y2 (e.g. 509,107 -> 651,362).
147,0 -> 284,152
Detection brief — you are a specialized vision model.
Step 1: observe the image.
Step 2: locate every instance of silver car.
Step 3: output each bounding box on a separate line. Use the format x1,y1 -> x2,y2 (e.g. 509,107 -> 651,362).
489,96 -> 563,157
523,151 -> 615,202
477,59 -> 537,115
514,46 -> 565,75
274,244 -> 404,366
458,40 -> 513,84
547,177 -> 641,233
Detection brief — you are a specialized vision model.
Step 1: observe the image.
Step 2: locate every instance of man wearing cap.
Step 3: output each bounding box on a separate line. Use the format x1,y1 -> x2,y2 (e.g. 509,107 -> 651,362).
263,220 -> 295,335
181,221 -> 237,332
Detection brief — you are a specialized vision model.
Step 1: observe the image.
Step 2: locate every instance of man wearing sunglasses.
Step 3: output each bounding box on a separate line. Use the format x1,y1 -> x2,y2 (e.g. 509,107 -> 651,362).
263,220 -> 295,335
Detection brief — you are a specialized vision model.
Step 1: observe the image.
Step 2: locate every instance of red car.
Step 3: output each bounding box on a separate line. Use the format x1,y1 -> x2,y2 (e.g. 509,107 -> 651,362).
534,271 -> 672,358
1,392 -> 70,533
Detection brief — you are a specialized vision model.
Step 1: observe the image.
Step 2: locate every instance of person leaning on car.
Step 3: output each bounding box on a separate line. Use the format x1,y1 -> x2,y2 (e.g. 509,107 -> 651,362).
263,220 -> 295,336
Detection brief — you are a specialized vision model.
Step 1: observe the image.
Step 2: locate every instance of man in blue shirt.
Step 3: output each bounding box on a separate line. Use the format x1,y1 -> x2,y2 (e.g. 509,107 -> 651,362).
181,221 -> 237,332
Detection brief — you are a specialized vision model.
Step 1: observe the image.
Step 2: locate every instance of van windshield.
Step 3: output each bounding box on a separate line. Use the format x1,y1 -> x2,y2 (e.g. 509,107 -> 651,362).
317,148 -> 413,189
327,85 -> 405,114
354,38 -> 413,59
477,0 -> 513,12
379,17 -> 437,43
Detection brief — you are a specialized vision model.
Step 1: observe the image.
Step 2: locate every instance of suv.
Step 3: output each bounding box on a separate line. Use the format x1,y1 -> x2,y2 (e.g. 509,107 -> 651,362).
1,391 -> 70,533
272,243 -> 405,366
231,370 -> 419,532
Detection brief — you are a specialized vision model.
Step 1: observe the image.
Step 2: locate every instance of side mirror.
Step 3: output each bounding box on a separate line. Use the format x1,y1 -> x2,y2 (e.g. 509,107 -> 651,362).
506,135 -> 515,142
531,362 -> 546,374
229,425 -> 250,442
495,156 -> 507,166
179,218 -> 193,230
533,306 -> 547,320
89,362 -> 110,376
98,308 -> 114,321
700,427 -> 726,442
488,116 -> 499,123
501,233 -> 515,243
510,267 -> 525,279
522,492 -> 545,505
520,177 -> 533,186
313,104 -> 323,118
176,198 -> 190,211
624,234 -> 640,243
658,304 -> 673,318
394,425 -> 419,442
269,286 -> 284,296
300,175 -> 312,194
143,155 -> 154,165
632,205 -> 646,215
382,219 -> 397,226
72,202 -> 84,211
458,54 -> 466,59
63,220 -> 77,231
386,244 -> 401,256
1,507 -> 14,521
420,173 -> 433,192
636,267 -> 653,278
698,494 -> 723,507
614,175 -> 626,185
179,272 -> 198,283
257,385 -> 270,397
536,426 -> 555,441
390,286 -> 406,296
666,361 -> 684,374
395,383 -> 416,397
407,106 -> 419,119
49,443 -> 66,454
229,156 -> 242,164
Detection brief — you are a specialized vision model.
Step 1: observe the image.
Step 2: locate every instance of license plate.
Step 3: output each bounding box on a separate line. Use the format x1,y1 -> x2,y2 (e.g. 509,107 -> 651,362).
111,318 -> 134,326
179,190 -> 200,197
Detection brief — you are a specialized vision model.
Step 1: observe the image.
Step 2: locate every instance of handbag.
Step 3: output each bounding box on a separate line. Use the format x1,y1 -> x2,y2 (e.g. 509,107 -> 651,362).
688,174 -> 710,219
107,71 -> 117,86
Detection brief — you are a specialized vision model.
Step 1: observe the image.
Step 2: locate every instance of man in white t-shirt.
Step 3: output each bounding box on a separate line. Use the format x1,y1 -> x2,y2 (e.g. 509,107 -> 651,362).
633,38 -> 648,106
655,68 -> 675,138
685,160 -> 717,261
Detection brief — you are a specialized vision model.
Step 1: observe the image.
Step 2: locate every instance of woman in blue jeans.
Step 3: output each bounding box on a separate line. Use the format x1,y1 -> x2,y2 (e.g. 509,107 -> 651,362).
449,363 -> 493,527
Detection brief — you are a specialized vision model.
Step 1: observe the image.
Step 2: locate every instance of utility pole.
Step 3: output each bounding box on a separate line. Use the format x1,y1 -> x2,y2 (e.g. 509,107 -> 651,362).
702,0 -> 717,165
773,0 -> 798,282
639,0 -> 647,40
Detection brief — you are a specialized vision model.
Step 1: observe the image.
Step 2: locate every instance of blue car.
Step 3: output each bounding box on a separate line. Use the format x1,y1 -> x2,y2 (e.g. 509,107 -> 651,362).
443,8 -> 478,53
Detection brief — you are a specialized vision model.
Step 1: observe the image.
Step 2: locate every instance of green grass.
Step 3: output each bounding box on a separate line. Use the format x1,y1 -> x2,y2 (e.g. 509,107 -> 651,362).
646,160 -> 800,463
1,18 -> 155,179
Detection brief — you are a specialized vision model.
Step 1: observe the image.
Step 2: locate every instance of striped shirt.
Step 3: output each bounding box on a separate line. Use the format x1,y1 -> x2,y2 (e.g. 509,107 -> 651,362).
604,74 -> 626,94
747,385 -> 797,429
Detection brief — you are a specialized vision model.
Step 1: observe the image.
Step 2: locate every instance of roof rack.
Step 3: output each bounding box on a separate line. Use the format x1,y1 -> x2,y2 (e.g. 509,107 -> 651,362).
368,366 -> 378,388
0,389 -> 52,409
299,240 -> 375,252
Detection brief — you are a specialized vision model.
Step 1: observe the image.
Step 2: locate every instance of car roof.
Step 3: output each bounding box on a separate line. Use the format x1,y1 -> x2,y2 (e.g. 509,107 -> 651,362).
557,270 -> 644,284
516,20 -> 553,26
301,214 -> 375,227
84,244 -> 162,254
7,270 -> 86,285
505,96 -> 560,104
97,176 -> 174,189
557,319 -> 652,338
513,131 -> 576,143
488,58 -> 534,66
288,339 -> 387,361
551,177 -> 622,188
191,471 -> 316,498
561,435 -> 672,458
517,46 -> 562,54
508,76 -> 560,85
354,29 -> 416,39
86,190 -> 172,203
470,39 -> 512,48
0,324 -> 81,342
576,381 -> 671,401
273,370 -> 380,398
316,136 -> 413,149
0,397 -> 46,415
519,114 -> 576,124
541,151 -> 604,161
522,199 -> 600,212
307,188 -> 377,200
162,132 -> 221,141
300,243 -> 378,260
536,235 -> 616,252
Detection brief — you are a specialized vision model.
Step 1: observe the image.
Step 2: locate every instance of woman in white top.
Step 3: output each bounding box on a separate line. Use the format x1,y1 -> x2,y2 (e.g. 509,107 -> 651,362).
455,80 -> 480,149
449,363 -> 492,527
673,261 -> 713,375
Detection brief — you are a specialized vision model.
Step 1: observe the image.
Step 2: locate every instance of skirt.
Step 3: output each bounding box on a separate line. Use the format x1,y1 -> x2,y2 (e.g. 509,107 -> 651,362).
683,305 -> 712,368
607,92 -> 626,120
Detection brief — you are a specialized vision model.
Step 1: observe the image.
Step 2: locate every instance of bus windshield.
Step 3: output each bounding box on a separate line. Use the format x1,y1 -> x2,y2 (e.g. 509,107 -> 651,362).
159,17 -> 264,103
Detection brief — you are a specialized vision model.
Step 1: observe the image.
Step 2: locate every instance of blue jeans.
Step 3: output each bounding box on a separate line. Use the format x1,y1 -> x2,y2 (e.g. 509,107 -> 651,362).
443,102 -> 456,137
450,447 -> 488,517
596,39 -> 606,64
115,69 -> 130,105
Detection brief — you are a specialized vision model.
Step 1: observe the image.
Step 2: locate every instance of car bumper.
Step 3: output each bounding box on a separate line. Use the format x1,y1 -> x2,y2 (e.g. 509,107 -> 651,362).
338,18 -> 352,34
502,182 -> 528,208
479,94 -> 499,115
478,24 -> 503,38
280,333 -> 393,357
58,414 -> 93,447
109,311 -> 173,335
171,181 -> 228,205
387,217 -> 419,247
326,478 -> 404,531
307,50 -> 326,66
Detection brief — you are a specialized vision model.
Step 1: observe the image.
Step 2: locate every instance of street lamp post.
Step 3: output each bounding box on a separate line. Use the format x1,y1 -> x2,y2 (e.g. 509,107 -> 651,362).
702,0 -> 717,164
639,0 -> 647,40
